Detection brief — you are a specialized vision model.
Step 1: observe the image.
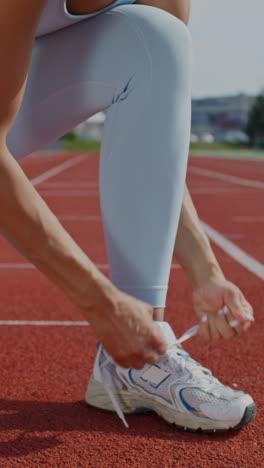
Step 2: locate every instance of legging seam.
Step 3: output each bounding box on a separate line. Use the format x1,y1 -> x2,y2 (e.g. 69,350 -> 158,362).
105,9 -> 153,83
22,81 -> 119,118
100,8 -> 154,167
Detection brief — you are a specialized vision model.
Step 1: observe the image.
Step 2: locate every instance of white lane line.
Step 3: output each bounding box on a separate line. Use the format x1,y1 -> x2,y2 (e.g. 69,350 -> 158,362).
190,189 -> 253,195
31,153 -> 88,187
189,167 -> 264,190
96,264 -> 109,270
171,264 -> 181,269
58,215 -> 101,221
0,320 -> 89,326
202,222 -> 264,280
41,181 -> 98,188
0,263 -> 35,269
222,233 -> 244,240
0,262 -> 180,270
0,263 -> 108,270
39,190 -> 98,197
233,216 -> 264,223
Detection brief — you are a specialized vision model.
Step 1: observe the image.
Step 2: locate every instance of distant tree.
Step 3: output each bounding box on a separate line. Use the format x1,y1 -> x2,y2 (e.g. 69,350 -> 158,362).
246,93 -> 264,147
63,130 -> 78,141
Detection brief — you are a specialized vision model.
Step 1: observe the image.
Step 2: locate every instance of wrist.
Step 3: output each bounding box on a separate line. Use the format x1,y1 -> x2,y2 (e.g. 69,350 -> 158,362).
190,262 -> 225,288
177,232 -> 225,287
79,270 -> 120,319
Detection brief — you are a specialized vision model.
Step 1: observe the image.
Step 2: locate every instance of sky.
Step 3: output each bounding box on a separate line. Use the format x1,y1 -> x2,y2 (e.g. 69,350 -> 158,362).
189,0 -> 264,98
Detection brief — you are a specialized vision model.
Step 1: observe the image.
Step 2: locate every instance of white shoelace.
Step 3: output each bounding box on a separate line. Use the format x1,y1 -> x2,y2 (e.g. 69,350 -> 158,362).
94,325 -> 200,429
94,306 -> 251,428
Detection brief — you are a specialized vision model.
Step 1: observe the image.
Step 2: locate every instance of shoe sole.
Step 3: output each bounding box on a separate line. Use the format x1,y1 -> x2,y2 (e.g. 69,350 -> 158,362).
85,376 -> 257,433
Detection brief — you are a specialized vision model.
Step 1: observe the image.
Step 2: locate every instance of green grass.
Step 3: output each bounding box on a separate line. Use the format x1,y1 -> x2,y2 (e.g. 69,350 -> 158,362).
189,142 -> 249,151
190,142 -> 264,160
62,136 -> 264,160
63,138 -> 101,152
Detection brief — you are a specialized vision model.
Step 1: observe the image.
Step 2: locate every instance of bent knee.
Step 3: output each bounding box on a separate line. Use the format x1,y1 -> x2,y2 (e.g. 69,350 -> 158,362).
112,4 -> 192,78
115,4 -> 191,52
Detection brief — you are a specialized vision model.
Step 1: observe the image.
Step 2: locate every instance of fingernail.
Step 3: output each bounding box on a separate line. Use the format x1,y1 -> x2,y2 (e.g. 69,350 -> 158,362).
242,304 -> 254,320
218,307 -> 227,317
243,312 -> 254,321
229,319 -> 240,328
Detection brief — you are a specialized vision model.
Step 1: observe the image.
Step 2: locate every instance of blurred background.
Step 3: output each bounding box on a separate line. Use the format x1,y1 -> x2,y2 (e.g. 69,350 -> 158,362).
47,0 -> 264,155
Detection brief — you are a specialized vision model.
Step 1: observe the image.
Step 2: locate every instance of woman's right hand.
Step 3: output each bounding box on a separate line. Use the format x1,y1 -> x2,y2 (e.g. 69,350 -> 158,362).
85,281 -> 166,369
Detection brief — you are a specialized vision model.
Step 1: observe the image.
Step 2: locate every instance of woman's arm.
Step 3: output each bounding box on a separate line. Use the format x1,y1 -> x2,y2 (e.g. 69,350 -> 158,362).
135,0 -> 190,25
0,0 -> 165,367
137,0 -> 253,339
174,186 -> 223,286
174,186 -> 254,339
0,0 -> 112,311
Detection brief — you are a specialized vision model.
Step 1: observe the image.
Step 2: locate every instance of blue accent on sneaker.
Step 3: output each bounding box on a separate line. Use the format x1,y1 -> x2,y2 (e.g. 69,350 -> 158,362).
140,366 -> 171,389
179,388 -> 196,412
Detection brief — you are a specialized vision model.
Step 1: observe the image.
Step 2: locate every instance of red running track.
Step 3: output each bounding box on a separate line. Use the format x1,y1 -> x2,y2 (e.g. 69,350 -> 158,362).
0,152 -> 263,467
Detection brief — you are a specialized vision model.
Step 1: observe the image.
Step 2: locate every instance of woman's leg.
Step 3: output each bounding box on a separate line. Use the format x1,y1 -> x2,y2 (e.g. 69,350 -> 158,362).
7,4 -> 192,311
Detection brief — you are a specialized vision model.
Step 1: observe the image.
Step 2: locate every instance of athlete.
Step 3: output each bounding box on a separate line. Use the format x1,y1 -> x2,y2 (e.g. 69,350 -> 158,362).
2,0 -> 256,432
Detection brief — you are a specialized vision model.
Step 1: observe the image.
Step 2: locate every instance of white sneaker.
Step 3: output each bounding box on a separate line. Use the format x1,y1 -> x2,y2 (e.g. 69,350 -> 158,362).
85,321 -> 256,432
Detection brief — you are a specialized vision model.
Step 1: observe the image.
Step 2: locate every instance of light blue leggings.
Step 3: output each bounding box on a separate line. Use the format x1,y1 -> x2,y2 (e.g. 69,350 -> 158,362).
7,5 -> 192,308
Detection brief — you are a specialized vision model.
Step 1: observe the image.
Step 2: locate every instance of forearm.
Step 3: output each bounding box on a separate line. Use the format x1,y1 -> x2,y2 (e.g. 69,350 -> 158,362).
174,186 -> 224,286
135,0 -> 190,24
0,147 -> 116,313
0,0 -> 121,321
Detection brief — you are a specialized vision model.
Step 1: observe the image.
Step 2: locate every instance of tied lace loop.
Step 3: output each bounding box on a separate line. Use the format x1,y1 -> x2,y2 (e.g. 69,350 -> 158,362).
94,344 -> 129,428
166,329 -> 213,381
95,307 -> 246,428
175,324 -> 199,345
96,323 -> 203,429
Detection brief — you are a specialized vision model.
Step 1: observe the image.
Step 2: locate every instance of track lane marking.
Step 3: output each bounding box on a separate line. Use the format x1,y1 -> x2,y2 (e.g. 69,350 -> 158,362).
39,190 -> 98,197
0,320 -> 89,326
189,166 -> 264,190
0,263 -> 181,270
41,181 -> 98,188
233,216 -> 264,223
31,153 -> 88,187
2,155 -> 259,328
189,189 -> 257,195
58,215 -> 101,221
202,222 -> 264,280
0,263 -> 108,270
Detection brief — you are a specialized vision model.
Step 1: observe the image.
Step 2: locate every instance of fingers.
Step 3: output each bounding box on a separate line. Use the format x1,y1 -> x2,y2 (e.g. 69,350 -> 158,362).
198,320 -> 210,340
225,288 -> 254,324
194,279 -> 254,342
214,306 -> 237,339
200,307 -> 254,342
199,303 -> 254,341
110,305 -> 166,369
114,348 -> 161,369
224,289 -> 254,336
208,315 -> 222,340
199,313 -> 230,341
224,305 -> 244,335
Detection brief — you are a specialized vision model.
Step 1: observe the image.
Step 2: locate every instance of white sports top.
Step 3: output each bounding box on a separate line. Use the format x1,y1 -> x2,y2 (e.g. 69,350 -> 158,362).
36,0 -> 136,38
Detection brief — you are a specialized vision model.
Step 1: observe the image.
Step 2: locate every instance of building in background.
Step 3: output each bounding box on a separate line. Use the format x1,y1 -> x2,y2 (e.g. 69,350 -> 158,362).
191,93 -> 255,143
72,94 -> 256,145
75,112 -> 105,140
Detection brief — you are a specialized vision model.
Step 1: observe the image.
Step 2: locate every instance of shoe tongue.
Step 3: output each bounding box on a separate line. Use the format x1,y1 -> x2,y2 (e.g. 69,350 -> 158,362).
155,321 -> 177,347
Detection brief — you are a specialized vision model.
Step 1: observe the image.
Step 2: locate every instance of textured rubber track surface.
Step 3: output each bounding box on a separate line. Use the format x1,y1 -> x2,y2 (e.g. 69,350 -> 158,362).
0,152 -> 263,467
86,401 -> 257,433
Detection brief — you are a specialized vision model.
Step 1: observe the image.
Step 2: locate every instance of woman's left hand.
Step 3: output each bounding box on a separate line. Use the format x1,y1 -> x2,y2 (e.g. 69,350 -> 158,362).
192,275 -> 254,340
